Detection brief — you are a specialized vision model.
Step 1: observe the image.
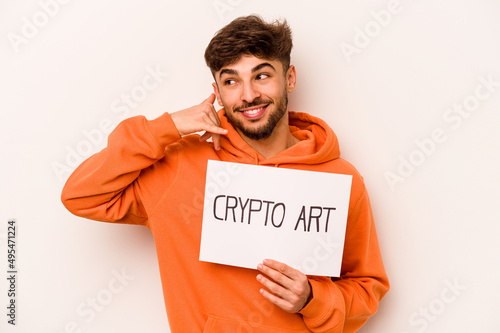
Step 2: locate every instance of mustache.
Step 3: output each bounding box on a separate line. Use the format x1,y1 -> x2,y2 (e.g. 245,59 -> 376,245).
233,98 -> 272,112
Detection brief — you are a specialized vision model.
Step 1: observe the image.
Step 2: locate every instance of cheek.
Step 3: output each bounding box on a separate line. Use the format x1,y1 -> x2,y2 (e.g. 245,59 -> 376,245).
219,89 -> 240,106
264,83 -> 286,98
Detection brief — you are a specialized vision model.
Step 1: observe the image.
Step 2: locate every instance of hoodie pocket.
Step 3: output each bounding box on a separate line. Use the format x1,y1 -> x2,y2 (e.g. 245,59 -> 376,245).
202,314 -> 311,333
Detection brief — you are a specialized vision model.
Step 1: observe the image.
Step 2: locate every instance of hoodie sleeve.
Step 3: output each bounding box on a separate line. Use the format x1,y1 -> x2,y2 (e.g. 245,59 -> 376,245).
299,187 -> 389,332
61,113 -> 182,226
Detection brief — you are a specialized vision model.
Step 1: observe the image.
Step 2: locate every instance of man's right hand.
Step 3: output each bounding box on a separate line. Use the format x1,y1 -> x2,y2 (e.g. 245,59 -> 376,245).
170,93 -> 228,150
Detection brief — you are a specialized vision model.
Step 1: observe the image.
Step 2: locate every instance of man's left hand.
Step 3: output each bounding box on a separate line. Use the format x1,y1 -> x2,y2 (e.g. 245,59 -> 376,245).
256,259 -> 312,313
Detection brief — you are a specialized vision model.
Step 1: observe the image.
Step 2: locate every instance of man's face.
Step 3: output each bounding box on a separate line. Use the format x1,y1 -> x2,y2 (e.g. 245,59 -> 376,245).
213,55 -> 296,141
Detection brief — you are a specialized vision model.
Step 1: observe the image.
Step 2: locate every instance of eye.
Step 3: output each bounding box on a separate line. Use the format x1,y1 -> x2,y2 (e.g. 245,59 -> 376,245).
256,73 -> 269,80
224,79 -> 236,86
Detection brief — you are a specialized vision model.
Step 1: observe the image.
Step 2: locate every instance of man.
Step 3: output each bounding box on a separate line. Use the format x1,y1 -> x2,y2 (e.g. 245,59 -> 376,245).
62,15 -> 389,332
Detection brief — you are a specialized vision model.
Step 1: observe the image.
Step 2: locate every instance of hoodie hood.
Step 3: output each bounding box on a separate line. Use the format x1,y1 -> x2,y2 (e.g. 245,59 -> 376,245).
216,109 -> 340,166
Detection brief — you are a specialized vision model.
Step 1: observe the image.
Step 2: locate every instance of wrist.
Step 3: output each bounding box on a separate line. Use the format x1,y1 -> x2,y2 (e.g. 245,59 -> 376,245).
147,112 -> 182,146
300,281 -> 313,311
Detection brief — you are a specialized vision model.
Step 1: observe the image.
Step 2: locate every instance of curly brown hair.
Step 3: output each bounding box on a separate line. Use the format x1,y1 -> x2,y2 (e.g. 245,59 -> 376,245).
204,15 -> 293,75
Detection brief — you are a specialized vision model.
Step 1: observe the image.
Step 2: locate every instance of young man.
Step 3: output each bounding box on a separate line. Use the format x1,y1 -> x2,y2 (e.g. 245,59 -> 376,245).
62,15 -> 389,332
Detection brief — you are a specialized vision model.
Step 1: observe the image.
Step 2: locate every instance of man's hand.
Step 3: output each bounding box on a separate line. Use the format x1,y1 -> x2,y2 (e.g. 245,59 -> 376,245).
170,93 -> 228,150
256,259 -> 313,313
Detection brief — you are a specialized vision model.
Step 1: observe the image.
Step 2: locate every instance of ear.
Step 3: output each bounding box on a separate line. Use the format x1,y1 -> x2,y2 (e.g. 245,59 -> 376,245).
212,82 -> 224,107
286,65 -> 297,93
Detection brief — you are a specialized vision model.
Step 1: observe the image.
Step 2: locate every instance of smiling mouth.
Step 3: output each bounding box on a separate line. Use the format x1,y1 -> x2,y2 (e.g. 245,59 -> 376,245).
237,105 -> 269,119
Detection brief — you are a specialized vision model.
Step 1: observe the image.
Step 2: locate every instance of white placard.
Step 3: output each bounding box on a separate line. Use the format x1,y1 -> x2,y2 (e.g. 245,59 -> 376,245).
199,160 -> 352,276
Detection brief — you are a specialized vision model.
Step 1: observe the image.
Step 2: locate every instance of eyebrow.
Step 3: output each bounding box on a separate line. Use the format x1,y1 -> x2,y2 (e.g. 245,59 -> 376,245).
252,62 -> 276,73
219,62 -> 276,80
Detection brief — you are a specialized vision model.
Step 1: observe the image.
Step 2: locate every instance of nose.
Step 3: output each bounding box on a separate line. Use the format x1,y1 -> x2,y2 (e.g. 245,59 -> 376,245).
241,82 -> 260,104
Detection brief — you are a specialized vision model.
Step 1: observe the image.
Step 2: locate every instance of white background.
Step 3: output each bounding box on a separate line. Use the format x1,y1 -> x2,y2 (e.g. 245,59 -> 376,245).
1,0 -> 499,332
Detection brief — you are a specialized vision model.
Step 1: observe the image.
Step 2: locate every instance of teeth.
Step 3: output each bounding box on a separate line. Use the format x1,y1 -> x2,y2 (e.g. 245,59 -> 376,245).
243,107 -> 263,114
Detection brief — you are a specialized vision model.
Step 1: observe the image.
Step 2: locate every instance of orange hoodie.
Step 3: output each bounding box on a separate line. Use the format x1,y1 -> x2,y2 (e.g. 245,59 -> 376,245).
61,110 -> 389,332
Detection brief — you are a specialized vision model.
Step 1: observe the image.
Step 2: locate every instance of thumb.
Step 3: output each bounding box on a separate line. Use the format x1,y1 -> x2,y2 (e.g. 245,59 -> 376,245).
203,93 -> 216,105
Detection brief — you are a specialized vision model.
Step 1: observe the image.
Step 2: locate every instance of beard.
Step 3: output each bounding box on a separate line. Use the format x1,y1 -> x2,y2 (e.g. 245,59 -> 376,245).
224,89 -> 288,141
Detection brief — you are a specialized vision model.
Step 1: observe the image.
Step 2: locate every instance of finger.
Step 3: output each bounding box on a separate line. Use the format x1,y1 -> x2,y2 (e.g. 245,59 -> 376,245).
199,100 -> 223,132
199,129 -> 226,152
263,259 -> 305,280
257,272 -> 309,313
200,123 -> 228,136
212,133 -> 221,151
205,104 -> 221,127
257,261 -> 295,289
256,273 -> 288,298
202,93 -> 216,105
198,125 -> 227,141
199,131 -> 212,142
259,288 -> 295,313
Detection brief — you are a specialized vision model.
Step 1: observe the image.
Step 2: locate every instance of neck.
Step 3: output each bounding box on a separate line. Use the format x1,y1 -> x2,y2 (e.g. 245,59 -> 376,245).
237,112 -> 299,159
